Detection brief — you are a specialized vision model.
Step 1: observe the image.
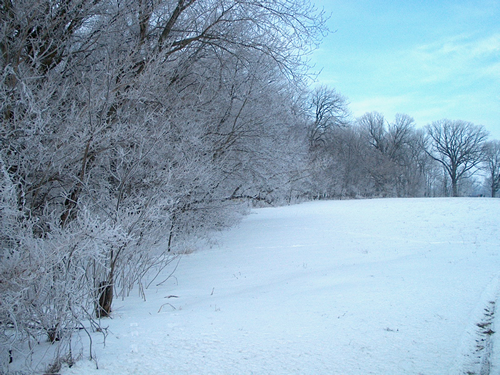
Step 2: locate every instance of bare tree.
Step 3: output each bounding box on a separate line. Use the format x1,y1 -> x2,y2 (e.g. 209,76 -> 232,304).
387,114 -> 429,197
328,125 -> 369,198
303,109 -> 431,199
359,112 -> 386,152
1,0 -> 326,369
351,112 -> 430,197
426,120 -> 489,197
307,86 -> 350,148
483,140 -> 500,197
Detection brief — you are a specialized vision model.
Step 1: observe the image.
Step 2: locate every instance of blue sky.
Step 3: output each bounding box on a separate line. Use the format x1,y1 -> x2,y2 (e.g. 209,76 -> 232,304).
310,0 -> 500,138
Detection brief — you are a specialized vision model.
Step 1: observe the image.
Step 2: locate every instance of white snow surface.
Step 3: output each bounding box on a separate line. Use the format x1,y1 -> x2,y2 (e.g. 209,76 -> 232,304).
57,198 -> 500,374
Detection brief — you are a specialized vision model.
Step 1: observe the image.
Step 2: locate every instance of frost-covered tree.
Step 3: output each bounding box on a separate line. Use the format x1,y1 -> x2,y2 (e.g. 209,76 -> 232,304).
426,120 -> 489,197
302,107 -> 431,199
1,0 -> 325,369
387,114 -> 429,197
357,112 -> 428,197
482,140 -> 500,197
301,86 -> 354,199
307,86 -> 350,148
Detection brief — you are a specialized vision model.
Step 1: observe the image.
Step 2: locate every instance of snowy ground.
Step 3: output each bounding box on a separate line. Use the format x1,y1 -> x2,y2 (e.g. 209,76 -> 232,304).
19,198 -> 500,374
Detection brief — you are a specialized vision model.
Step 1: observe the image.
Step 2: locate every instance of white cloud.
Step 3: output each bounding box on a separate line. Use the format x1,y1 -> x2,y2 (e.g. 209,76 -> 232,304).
349,94 -> 413,119
310,0 -> 500,139
471,33 -> 500,56
405,33 -> 500,85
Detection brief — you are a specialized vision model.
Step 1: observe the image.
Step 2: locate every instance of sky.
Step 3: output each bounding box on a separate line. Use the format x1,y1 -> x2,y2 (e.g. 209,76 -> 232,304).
310,0 -> 500,139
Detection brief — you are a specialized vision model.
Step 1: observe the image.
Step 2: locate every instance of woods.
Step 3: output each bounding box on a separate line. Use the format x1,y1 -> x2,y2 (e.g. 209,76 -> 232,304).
1,0 -> 498,372
303,108 -> 495,200
0,0 -> 324,369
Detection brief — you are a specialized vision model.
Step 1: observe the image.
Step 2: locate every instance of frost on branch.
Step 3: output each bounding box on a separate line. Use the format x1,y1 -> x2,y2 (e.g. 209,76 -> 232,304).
1,0 -> 325,371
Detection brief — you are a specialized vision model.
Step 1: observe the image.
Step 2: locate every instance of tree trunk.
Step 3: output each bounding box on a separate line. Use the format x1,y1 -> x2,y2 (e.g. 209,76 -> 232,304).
452,179 -> 459,197
96,278 -> 113,318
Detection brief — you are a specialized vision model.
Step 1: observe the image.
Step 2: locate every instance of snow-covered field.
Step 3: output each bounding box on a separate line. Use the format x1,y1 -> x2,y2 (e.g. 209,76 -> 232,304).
49,198 -> 500,373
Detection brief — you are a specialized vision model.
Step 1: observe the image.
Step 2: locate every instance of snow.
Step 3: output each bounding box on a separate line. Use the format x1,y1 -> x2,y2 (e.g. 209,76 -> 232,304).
50,198 -> 500,373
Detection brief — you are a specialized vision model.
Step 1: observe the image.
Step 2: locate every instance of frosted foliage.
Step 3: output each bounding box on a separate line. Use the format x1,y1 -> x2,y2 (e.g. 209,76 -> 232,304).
303,111 -> 434,199
0,205 -> 130,364
0,0 -> 324,369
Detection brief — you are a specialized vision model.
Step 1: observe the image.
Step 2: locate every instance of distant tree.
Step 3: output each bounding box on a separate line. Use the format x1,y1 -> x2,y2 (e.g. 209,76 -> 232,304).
357,112 -> 428,197
388,115 -> 431,197
300,86 -> 352,199
482,140 -> 500,197
357,112 -> 394,195
426,120 -> 489,197
303,109 -> 430,199
307,86 -> 350,148
328,125 -> 370,198
360,111 -> 386,153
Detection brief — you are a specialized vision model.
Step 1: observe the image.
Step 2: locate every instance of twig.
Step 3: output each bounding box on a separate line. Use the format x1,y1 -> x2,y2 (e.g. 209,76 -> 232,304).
158,303 -> 176,313
150,255 -> 183,287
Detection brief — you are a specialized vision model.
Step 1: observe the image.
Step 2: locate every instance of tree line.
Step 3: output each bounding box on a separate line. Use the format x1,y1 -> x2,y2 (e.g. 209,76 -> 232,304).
1,0 -> 499,372
301,86 -> 500,200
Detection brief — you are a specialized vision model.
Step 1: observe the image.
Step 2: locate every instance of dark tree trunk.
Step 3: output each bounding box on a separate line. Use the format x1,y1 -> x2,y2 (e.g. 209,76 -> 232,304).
452,179 -> 459,197
96,280 -> 113,318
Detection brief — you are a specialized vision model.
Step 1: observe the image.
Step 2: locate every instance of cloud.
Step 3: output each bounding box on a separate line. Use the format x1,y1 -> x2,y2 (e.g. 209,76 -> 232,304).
471,33 -> 500,56
310,6 -> 500,137
350,94 -> 413,118
405,33 -> 500,85
349,88 -> 500,132
483,61 -> 500,80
